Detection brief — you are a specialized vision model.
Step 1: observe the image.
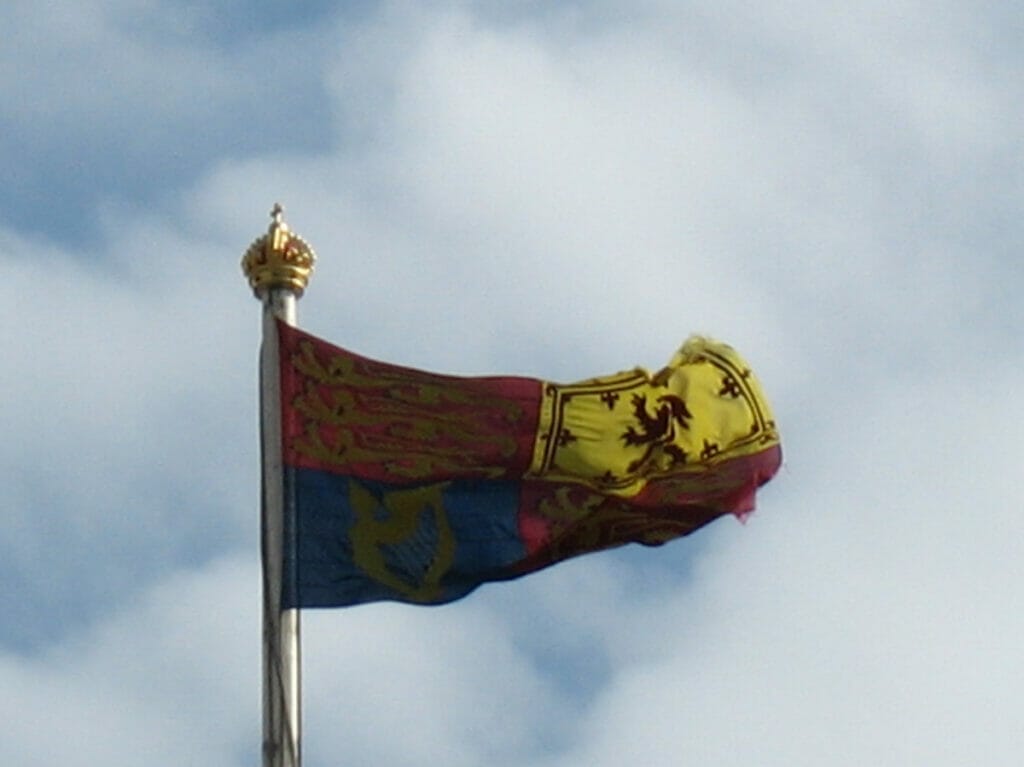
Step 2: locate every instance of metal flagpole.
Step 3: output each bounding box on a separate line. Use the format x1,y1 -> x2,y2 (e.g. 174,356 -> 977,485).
242,205 -> 317,767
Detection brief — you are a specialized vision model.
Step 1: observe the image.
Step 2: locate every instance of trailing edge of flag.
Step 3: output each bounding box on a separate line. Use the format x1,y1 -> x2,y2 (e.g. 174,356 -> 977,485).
278,321 -> 781,608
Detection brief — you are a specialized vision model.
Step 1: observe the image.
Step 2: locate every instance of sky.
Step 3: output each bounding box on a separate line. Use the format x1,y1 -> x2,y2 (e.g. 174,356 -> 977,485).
2,0 -> 1022,764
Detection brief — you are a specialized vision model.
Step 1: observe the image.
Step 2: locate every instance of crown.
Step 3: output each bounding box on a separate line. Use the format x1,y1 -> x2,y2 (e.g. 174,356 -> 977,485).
241,204 -> 316,297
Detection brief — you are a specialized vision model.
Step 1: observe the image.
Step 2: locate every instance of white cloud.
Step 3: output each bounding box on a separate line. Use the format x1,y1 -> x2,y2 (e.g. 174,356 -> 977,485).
0,555 -> 259,766
0,218 -> 258,643
302,602 -> 567,766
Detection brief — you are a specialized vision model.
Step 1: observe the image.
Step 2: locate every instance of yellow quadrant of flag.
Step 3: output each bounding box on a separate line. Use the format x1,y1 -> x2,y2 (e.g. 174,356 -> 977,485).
528,337 -> 778,497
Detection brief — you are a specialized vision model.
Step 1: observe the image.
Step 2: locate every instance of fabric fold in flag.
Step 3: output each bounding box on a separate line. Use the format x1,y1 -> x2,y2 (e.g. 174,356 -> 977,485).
278,321 -> 781,608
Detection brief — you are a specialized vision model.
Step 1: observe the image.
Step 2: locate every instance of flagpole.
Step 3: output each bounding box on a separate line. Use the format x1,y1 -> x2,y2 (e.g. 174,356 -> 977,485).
242,205 -> 317,767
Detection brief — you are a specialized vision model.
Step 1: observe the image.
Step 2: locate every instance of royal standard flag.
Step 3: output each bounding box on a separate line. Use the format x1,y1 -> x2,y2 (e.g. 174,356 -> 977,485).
278,322 -> 781,608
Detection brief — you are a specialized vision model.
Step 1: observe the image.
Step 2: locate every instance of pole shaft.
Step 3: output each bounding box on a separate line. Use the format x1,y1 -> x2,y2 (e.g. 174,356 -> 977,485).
261,289 -> 301,767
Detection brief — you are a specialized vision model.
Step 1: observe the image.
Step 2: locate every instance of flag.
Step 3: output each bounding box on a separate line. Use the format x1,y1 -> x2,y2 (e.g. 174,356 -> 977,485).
278,321 -> 781,608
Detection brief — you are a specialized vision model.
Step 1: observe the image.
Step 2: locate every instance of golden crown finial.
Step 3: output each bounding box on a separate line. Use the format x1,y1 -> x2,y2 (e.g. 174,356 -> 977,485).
241,203 -> 316,298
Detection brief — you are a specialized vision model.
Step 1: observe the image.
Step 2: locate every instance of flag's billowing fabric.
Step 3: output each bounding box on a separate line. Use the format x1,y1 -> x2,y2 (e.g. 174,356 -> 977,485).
278,322 -> 781,608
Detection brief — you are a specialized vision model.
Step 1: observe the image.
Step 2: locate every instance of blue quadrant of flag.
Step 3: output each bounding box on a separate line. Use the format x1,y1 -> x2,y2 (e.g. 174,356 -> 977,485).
284,468 -> 527,607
